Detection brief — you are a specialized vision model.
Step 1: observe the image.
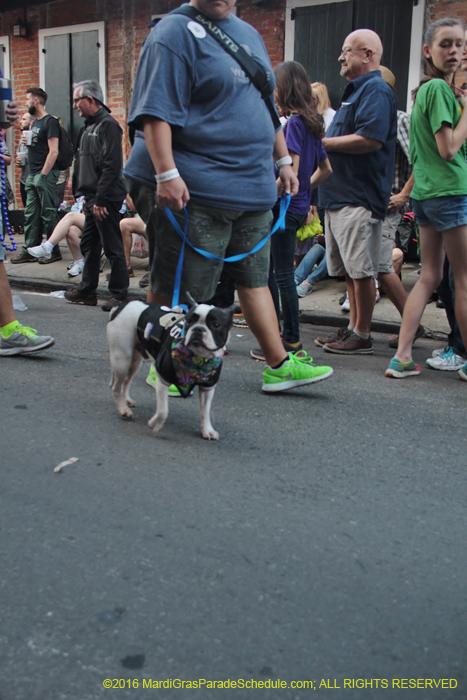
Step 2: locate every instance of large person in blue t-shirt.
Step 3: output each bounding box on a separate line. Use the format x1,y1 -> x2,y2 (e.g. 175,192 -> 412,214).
316,29 -> 397,356
128,0 -> 334,394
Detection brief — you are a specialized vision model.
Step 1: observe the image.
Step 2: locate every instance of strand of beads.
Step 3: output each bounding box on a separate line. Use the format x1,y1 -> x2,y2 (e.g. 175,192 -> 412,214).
0,129 -> 17,251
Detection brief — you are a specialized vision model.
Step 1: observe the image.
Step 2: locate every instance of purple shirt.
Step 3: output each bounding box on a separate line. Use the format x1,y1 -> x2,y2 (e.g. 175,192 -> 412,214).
275,115 -> 327,215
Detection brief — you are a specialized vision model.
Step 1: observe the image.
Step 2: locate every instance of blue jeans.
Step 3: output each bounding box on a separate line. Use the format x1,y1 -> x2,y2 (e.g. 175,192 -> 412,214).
269,210 -> 307,344
294,243 -> 328,286
437,256 -> 466,358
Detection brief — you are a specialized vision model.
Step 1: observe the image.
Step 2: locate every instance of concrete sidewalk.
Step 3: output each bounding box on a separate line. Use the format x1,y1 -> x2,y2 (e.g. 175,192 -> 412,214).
4,231 -> 450,338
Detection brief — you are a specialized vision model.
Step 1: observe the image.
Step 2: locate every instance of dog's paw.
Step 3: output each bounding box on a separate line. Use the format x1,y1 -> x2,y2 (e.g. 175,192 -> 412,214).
126,397 -> 137,407
202,428 -> 219,441
148,415 -> 165,435
119,409 -> 134,420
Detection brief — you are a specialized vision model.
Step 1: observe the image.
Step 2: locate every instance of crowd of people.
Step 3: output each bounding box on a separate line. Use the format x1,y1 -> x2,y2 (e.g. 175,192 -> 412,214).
1,0 -> 467,389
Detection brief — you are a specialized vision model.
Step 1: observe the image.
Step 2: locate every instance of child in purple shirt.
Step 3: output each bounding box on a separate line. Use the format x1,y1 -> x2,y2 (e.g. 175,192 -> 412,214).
266,62 -> 332,352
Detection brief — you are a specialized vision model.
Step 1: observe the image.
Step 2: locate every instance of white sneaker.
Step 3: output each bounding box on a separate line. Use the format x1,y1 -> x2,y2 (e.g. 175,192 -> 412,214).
426,347 -> 466,371
67,260 -> 84,277
432,344 -> 451,358
27,243 -> 52,260
67,259 -> 76,271
341,292 -> 350,312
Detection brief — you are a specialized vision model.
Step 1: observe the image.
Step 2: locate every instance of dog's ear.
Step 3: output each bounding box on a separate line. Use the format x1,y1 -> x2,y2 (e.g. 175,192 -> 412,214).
185,292 -> 198,308
224,303 -> 237,322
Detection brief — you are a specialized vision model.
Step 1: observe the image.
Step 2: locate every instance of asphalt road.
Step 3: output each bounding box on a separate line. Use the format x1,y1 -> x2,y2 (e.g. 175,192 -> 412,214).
1,291 -> 465,700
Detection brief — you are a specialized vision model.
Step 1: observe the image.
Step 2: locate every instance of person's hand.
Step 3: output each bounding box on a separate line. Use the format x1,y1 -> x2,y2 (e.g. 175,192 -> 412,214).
156,177 -> 190,210
306,205 -> 318,223
278,165 -> 299,197
16,155 -> 25,167
315,233 -> 325,246
6,101 -> 18,126
388,192 -> 408,211
93,204 -> 108,221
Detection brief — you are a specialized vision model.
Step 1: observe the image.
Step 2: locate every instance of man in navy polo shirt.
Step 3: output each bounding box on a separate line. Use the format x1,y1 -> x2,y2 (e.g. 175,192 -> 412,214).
316,29 -> 397,355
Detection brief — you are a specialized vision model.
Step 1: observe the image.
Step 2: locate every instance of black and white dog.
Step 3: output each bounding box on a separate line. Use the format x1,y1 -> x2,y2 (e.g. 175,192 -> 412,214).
106,294 -> 235,440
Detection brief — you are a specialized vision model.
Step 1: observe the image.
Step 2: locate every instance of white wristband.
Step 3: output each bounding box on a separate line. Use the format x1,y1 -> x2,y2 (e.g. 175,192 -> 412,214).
275,155 -> 293,168
155,168 -> 180,184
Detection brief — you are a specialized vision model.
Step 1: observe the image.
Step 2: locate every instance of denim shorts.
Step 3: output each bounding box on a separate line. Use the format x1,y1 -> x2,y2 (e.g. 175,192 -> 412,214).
412,195 -> 467,232
149,203 -> 273,301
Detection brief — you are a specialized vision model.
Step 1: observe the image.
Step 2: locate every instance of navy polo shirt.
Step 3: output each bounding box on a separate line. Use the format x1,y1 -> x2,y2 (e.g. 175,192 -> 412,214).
319,70 -> 397,220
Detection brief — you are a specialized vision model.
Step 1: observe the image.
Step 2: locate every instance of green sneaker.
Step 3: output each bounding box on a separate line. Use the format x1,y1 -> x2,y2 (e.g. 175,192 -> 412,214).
145,365 -> 185,397
262,352 -> 333,393
0,324 -> 55,356
385,356 -> 420,378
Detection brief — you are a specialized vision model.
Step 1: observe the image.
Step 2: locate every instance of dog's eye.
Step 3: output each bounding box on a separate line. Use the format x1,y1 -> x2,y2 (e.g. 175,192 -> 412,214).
212,322 -> 220,328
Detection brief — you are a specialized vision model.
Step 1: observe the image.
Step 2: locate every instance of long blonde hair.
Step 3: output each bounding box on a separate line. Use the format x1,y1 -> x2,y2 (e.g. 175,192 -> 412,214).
311,82 -> 332,115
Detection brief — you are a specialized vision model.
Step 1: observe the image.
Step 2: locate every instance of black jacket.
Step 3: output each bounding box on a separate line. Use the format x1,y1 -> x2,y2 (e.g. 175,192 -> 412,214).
73,108 -> 126,206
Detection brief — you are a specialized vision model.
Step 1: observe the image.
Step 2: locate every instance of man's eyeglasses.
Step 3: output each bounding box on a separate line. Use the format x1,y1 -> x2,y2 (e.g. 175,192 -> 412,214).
72,96 -> 88,104
340,47 -> 369,57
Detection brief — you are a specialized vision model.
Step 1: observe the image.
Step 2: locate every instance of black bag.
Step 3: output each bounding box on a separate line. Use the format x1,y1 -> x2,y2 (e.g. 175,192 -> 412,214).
395,212 -> 419,262
45,115 -> 74,171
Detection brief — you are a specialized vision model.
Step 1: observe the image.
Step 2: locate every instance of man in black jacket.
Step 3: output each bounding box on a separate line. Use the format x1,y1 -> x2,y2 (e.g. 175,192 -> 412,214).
65,80 -> 128,310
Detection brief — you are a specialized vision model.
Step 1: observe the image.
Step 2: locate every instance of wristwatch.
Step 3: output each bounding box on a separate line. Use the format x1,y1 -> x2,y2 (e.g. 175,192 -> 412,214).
41,173 -> 47,180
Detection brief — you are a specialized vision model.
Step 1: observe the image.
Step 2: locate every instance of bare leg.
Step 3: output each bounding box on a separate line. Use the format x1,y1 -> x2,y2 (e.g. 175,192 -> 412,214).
378,271 -> 407,317
119,219 -> 133,269
442,225 -> 467,352
66,225 -> 83,261
345,275 -> 356,328
0,261 -> 16,327
397,225 -> 444,359
237,285 -> 287,367
48,212 -> 85,247
120,218 -> 146,269
392,248 -> 404,278
353,275 -> 376,335
147,290 -> 171,305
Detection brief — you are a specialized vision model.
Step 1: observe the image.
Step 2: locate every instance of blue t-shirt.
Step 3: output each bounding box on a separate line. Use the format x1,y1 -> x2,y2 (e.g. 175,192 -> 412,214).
128,11 -> 278,211
123,130 -> 156,190
274,115 -> 327,216
319,70 -> 397,220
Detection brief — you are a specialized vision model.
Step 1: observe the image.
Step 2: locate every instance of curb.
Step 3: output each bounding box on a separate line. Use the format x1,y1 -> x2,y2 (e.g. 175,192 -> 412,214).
10,274 -> 402,335
7,275 -> 147,302
299,311 -> 401,335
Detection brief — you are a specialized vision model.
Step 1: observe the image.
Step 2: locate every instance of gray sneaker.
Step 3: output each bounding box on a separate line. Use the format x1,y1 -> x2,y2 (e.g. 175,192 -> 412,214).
296,280 -> 313,297
0,325 -> 55,356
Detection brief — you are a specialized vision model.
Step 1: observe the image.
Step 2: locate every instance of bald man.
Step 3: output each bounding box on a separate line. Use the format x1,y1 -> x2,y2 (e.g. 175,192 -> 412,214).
316,29 -> 397,355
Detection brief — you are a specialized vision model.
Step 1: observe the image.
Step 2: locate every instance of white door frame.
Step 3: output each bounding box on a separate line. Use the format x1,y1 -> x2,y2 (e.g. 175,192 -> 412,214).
284,0 -> 426,112
38,21 -> 107,102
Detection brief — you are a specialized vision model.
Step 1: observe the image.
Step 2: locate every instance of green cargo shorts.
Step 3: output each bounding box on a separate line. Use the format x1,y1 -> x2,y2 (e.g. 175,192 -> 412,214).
148,202 -> 273,301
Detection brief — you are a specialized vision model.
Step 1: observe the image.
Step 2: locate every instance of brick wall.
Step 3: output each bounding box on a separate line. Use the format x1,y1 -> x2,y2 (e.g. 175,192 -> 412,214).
1,0 -> 287,206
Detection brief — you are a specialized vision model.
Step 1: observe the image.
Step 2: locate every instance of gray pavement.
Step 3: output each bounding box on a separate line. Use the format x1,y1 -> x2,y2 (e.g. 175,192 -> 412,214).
0,293 -> 465,700
5,231 -> 451,339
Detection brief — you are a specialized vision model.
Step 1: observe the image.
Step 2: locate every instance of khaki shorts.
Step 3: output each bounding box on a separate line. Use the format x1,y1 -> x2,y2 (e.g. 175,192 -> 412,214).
149,202 -> 273,301
379,208 -> 403,274
325,206 -> 382,279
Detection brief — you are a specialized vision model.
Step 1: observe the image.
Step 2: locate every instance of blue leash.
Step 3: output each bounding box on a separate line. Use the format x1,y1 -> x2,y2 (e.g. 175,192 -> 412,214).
164,194 -> 291,308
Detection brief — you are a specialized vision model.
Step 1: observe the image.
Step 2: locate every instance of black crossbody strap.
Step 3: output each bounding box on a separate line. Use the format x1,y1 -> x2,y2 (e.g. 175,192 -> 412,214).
171,5 -> 280,130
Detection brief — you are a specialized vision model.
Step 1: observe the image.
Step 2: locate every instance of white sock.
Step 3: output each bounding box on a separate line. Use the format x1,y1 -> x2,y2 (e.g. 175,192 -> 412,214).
75,258 -> 84,265
44,240 -> 54,254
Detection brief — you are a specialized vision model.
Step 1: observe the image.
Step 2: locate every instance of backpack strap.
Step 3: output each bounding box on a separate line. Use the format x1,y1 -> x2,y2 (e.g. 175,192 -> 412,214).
170,5 -> 281,130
